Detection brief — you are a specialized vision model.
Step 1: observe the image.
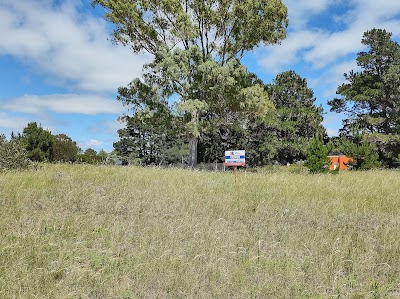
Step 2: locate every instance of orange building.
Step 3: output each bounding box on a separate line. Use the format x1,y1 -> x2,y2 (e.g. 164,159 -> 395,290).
328,153 -> 352,170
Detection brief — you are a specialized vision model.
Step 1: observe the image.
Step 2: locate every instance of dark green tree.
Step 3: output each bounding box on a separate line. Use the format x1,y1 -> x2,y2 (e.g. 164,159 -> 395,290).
197,118 -> 250,164
97,150 -> 109,164
332,132 -> 381,170
197,71 -> 325,167
53,134 -> 79,162
196,67 -> 274,166
264,70 -> 326,164
22,122 -> 54,162
328,29 -> 400,134
84,148 -> 97,156
93,0 -> 288,167
77,148 -> 101,164
305,135 -> 332,174
114,107 -> 187,166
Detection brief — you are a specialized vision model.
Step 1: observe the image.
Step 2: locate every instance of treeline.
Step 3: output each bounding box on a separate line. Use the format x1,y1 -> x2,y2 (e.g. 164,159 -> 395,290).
0,122 -> 112,171
92,1 -> 400,171
113,29 -> 400,170
114,70 -> 326,167
327,29 -> 400,168
2,28 -> 400,172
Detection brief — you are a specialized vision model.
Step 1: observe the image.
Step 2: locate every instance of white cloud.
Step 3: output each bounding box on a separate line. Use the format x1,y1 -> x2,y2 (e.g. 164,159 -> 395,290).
326,128 -> 339,137
0,112 -> 30,133
303,29 -> 363,69
0,0 -> 151,93
90,119 -> 125,134
258,0 -> 400,73
283,0 -> 337,30
258,30 -> 326,73
77,139 -> 106,152
80,139 -> 103,147
0,111 -> 58,138
349,0 -> 400,29
3,94 -> 126,115
323,60 -> 360,96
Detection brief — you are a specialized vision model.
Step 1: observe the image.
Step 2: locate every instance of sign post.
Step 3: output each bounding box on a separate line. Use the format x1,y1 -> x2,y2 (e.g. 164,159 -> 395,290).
225,150 -> 246,183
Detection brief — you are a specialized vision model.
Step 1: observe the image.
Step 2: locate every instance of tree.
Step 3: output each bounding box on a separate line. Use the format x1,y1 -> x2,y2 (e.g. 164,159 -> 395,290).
22,122 -> 54,162
264,71 -> 326,164
93,0 -> 288,167
369,133 -> 400,167
77,148 -> 101,164
53,134 -> 79,162
97,150 -> 109,164
196,70 -> 325,167
195,66 -> 275,166
332,132 -> 381,170
114,107 -> 187,166
84,148 -> 97,156
328,29 -> 400,134
305,135 -> 332,174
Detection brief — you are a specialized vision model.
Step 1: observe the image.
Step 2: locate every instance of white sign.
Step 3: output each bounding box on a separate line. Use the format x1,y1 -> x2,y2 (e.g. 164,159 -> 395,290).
225,150 -> 246,166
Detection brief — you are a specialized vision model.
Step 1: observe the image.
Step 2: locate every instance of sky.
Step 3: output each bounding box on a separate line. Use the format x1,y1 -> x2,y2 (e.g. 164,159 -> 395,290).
1,0 -> 400,152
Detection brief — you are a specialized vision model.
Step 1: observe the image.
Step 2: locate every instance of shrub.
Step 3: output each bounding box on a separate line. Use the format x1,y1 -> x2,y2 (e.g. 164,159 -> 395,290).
346,141 -> 381,170
305,136 -> 332,174
335,133 -> 381,170
0,135 -> 34,172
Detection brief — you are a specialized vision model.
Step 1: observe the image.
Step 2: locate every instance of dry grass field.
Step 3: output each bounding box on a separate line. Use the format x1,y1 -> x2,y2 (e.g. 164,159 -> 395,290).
0,164 -> 399,298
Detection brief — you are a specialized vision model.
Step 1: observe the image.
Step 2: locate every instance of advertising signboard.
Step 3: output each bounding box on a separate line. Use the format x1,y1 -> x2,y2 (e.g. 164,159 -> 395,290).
225,150 -> 246,167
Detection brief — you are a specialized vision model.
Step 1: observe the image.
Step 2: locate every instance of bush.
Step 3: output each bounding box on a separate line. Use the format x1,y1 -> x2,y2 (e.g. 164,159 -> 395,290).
347,141 -> 381,170
305,136 -> 332,174
335,133 -> 381,170
0,135 -> 35,172
368,134 -> 400,168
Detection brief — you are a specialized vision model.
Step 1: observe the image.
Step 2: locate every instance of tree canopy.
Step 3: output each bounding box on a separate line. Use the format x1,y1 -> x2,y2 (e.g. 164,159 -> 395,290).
265,70 -> 326,163
22,122 -> 55,162
53,134 -> 79,163
328,28 -> 400,135
93,0 -> 288,167
328,28 -> 400,168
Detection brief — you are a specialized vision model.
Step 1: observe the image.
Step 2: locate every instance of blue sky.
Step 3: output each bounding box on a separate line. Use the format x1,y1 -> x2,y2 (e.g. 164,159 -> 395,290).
1,0 -> 400,152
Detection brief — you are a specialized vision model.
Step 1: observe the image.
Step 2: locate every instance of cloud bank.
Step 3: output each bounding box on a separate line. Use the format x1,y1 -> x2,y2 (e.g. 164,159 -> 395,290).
0,0 -> 150,92
3,94 -> 126,115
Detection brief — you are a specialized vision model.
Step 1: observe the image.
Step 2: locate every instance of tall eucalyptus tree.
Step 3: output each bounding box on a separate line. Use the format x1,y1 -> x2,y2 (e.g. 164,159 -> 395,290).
93,0 -> 288,167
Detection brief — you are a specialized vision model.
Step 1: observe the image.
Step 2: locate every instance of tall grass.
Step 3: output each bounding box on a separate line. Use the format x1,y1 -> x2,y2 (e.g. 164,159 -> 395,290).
0,164 -> 399,298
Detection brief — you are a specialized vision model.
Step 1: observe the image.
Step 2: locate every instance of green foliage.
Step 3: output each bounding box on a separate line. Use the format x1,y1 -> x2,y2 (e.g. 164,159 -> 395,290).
328,28 -> 400,168
22,122 -> 55,162
93,0 -> 288,167
305,135 -> 332,174
17,123 -> 80,164
197,70 -> 326,166
77,148 -> 104,164
114,109 -> 187,166
92,0 -> 288,57
367,134 -> 400,168
348,142 -> 381,170
333,133 -> 381,170
52,134 -> 79,163
0,134 -> 34,172
84,148 -> 97,156
97,150 -> 109,164
329,28 -> 400,135
264,71 -> 326,164
198,119 -> 250,164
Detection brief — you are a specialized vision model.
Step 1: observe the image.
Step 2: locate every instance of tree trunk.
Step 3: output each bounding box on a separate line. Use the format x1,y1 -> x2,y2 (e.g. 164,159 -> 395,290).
188,136 -> 198,168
